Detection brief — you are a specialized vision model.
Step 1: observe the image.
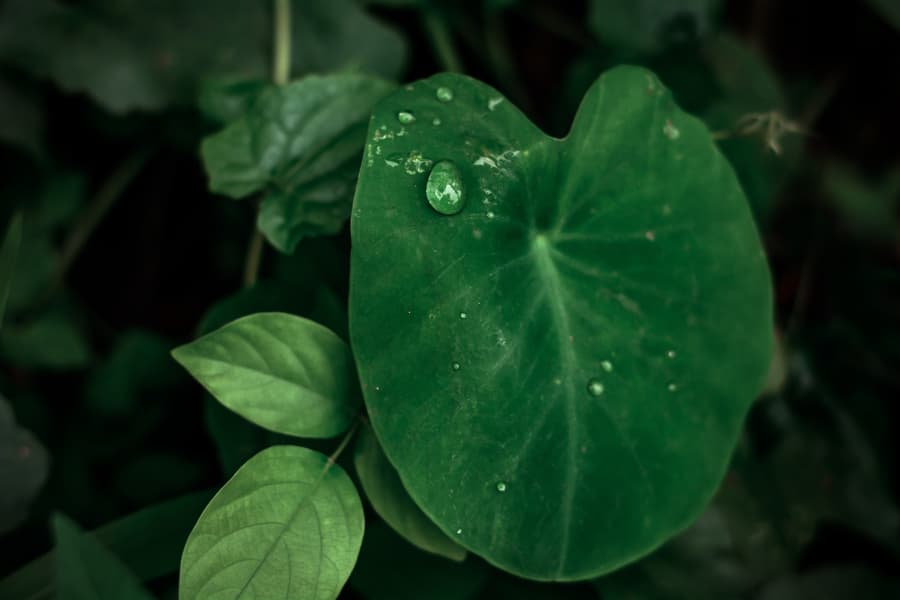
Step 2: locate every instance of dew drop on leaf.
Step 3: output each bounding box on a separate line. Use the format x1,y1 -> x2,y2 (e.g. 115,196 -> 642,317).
600,360 -> 613,372
397,111 -> 416,124
426,160 -> 465,215
587,378 -> 605,396
496,482 -> 507,493
666,350 -> 677,359
459,312 -> 468,319
668,383 -> 679,392
436,87 -> 454,102
451,361 -> 461,371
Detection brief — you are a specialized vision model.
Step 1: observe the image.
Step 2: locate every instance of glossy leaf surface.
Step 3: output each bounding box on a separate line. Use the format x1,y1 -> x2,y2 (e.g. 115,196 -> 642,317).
179,446 -> 364,600
354,424 -> 466,561
201,74 -> 395,253
172,312 -> 357,439
349,67 -> 773,579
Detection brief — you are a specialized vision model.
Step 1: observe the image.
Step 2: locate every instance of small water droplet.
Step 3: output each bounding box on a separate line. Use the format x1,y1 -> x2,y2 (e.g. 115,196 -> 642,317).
496,482 -> 507,492
666,350 -> 676,359
587,378 -> 605,396
553,377 -> 562,385
451,362 -> 461,371
397,111 -> 416,124
459,312 -> 468,319
426,160 -> 465,215
601,360 -> 613,372
668,383 -> 678,392
486,211 -> 495,219
436,87 -> 454,102
375,385 -> 381,392
645,230 -> 656,241
456,528 -> 463,535
663,119 -> 681,140
432,117 -> 441,126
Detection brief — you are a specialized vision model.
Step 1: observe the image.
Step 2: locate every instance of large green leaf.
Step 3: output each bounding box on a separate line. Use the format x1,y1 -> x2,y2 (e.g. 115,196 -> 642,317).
201,74 -> 395,253
0,0 -> 406,113
354,423 -> 466,561
349,66 -> 773,579
53,514 -> 156,600
179,445 -> 364,600
172,312 -> 358,439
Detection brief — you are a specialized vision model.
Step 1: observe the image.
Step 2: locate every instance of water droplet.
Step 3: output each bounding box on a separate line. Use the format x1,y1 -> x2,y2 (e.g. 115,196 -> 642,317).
456,528 -> 463,535
488,97 -> 504,111
601,360 -> 613,372
663,119 -> 681,140
587,378 -> 605,396
645,230 -> 656,241
496,482 -> 507,492
459,312 -> 468,319
436,87 -> 454,102
397,111 -> 416,124
486,211 -> 495,219
374,385 -> 381,392
451,362 -> 461,371
668,383 -> 678,392
666,350 -> 676,359
426,160 -> 465,215
432,117 -> 441,126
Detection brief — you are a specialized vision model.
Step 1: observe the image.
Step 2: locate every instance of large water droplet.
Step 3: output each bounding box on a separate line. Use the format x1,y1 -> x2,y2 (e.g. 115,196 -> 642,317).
397,111 -> 416,124
426,161 -> 465,215
496,482 -> 507,493
586,378 -> 605,396
436,87 -> 454,102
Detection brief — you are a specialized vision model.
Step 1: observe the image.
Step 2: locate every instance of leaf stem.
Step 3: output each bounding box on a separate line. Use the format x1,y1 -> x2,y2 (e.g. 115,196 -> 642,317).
327,417 -> 362,467
273,0 -> 292,86
57,149 -> 151,279
242,216 -> 265,287
422,10 -> 463,73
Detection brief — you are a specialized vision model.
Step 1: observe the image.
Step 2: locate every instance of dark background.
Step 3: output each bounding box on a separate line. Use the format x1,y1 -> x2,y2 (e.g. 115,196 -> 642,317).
1,0 -> 899,598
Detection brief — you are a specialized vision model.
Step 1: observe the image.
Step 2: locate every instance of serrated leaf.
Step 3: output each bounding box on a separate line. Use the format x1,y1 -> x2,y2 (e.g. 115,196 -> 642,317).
0,212 -> 23,328
173,312 -> 358,438
349,67 -> 773,579
179,445 -> 364,600
201,74 -> 395,253
589,0 -> 723,53
0,394 -> 49,533
354,424 -> 466,561
0,0 -> 406,113
53,513 -> 155,600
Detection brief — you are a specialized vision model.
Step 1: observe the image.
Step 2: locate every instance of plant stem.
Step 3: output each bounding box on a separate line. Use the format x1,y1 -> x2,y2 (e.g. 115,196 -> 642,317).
273,0 -> 292,86
57,150 -> 151,279
243,0 -> 292,288
327,417 -> 362,466
422,10 -> 463,72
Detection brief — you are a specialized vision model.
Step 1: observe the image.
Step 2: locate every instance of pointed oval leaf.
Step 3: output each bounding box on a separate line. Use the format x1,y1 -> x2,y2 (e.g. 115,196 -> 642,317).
354,424 -> 466,561
349,67 -> 773,580
180,445 -> 364,600
172,312 -> 357,438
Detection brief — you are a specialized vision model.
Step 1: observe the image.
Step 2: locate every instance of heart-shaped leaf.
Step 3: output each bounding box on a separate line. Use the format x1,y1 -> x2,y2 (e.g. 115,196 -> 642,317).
201,74 -> 395,253
179,446 -> 364,600
354,423 -> 466,561
172,312 -> 358,439
349,66 -> 773,579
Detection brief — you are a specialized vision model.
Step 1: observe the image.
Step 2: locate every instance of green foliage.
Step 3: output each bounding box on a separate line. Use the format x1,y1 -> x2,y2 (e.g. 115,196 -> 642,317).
0,213 -> 22,327
173,312 -> 358,439
201,74 -> 395,253
53,514 -> 155,600
350,66 -> 772,579
354,424 -> 466,561
0,394 -> 49,533
0,0 -> 406,113
589,0 -> 722,53
179,445 -> 364,600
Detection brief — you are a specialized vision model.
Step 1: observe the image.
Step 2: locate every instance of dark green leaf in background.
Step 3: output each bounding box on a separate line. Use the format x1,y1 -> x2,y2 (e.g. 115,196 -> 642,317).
0,307 -> 92,369
867,0 -> 900,32
0,0 -> 406,113
0,393 -> 49,534
201,74 -> 395,253
588,0 -> 723,53
173,312 -> 358,439
350,67 -> 773,579
53,513 -> 155,600
0,212 -> 22,328
179,445 -> 364,600
0,75 -> 44,158
354,423 -> 466,561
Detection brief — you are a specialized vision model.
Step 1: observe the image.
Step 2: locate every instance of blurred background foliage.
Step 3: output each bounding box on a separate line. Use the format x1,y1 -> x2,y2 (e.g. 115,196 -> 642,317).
0,0 -> 898,598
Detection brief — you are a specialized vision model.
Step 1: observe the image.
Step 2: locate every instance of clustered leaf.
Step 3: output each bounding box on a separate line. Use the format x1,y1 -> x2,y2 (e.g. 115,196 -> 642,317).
201,74 -> 396,253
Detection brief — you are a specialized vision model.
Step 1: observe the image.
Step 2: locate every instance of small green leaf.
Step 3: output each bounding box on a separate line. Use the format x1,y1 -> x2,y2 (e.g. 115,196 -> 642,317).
354,424 -> 466,561
180,445 -> 364,600
197,78 -> 267,124
53,513 -> 156,600
589,0 -> 722,53
0,0 -> 406,113
0,307 -> 93,369
0,394 -> 49,533
172,312 -> 358,438
350,519 -> 488,600
201,74 -> 395,253
349,67 -> 773,579
0,212 -> 23,328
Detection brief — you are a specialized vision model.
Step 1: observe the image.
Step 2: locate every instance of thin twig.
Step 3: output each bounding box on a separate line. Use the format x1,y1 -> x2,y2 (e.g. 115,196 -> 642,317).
422,9 -> 463,72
